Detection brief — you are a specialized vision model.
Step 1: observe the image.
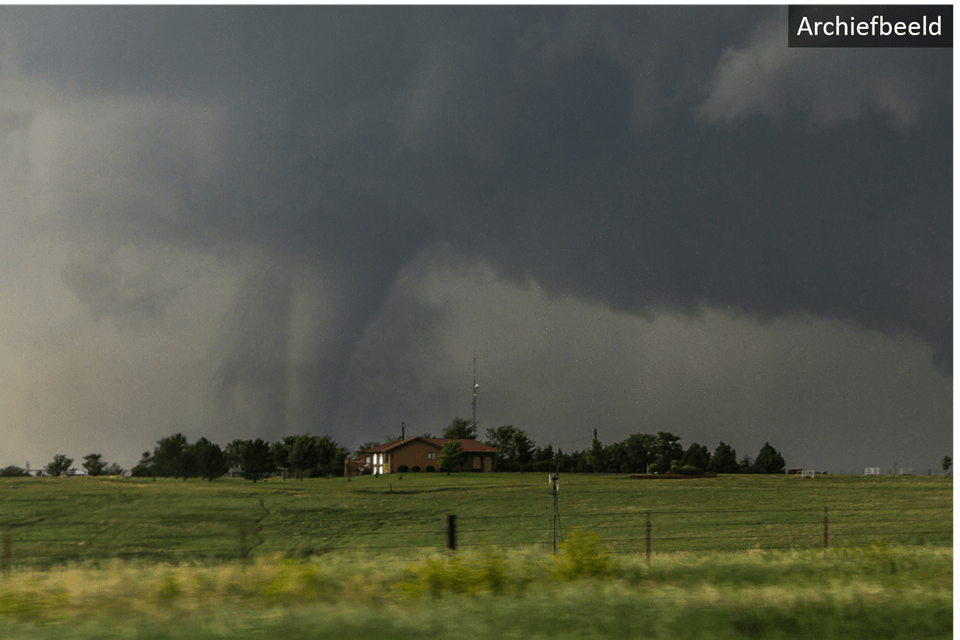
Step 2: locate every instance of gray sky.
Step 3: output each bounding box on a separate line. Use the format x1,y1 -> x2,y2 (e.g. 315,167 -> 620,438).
0,6 -> 951,474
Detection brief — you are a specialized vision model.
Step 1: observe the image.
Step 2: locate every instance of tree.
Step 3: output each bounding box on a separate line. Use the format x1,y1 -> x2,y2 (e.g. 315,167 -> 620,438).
513,430 -> 534,473
942,455 -> 952,473
485,425 -> 520,463
191,438 -> 229,481
103,463 -> 125,476
751,443 -> 786,474
288,435 -> 321,480
224,440 -> 248,470
651,432 -> 683,469
680,443 -> 710,472
585,437 -> 606,473
177,446 -> 201,480
312,435 -> 350,477
442,417 -> 477,440
45,454 -> 73,477
708,442 -> 739,474
151,434 -> 189,477
130,451 -> 154,477
617,433 -> 657,473
535,444 -> 554,463
270,438 -> 294,473
737,454 -> 753,473
0,466 -> 29,477
82,453 -> 107,477
438,440 -> 466,474
240,438 -> 274,481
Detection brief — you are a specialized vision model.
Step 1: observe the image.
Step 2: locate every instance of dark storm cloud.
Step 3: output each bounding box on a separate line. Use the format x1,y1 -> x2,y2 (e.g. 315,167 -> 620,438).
5,6 -> 950,446
60,257 -> 180,330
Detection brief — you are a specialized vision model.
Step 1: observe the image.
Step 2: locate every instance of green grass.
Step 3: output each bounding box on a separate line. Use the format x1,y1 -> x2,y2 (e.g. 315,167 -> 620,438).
0,544 -> 950,639
0,473 -> 950,639
0,473 -> 949,566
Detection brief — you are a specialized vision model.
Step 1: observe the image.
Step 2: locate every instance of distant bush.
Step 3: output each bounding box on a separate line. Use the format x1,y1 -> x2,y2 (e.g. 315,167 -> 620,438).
532,460 -> 554,473
426,466 -> 435,472
0,466 -> 29,477
398,465 -> 409,473
411,466 -> 421,472
648,463 -> 659,475
679,465 -> 704,476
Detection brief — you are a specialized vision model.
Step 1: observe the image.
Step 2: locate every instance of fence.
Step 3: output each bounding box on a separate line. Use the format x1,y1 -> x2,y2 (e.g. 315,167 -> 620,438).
1,502 -> 950,571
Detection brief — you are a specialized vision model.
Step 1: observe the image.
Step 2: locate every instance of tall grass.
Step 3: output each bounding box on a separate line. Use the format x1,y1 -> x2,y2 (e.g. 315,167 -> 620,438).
0,540 -> 950,639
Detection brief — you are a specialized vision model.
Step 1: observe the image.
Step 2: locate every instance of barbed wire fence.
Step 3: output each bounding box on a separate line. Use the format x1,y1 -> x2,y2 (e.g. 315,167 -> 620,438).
1,501 -> 950,572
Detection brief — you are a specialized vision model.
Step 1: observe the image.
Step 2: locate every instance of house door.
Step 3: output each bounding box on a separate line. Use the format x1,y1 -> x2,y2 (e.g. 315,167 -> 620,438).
484,456 -> 492,472
473,456 -> 481,470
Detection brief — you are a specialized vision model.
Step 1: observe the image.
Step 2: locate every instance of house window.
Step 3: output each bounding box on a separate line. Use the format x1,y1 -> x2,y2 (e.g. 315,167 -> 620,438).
428,452 -> 436,460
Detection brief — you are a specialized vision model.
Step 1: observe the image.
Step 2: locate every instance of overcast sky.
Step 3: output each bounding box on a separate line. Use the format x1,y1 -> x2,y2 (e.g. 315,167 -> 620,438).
0,6 -> 951,474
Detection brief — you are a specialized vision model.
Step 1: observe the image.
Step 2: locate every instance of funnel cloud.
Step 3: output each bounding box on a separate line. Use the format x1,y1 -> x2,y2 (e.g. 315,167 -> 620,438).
0,6 -> 950,474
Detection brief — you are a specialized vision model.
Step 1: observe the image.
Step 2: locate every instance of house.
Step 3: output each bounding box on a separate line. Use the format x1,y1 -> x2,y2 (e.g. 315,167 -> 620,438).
349,437 -> 499,475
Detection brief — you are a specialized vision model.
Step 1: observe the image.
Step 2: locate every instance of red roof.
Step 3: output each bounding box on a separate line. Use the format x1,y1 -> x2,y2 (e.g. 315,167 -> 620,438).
361,437 -> 498,454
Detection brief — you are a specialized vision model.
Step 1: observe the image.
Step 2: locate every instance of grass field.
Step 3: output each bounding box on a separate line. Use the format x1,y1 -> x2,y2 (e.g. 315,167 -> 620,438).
0,472 -> 949,565
0,473 -> 951,639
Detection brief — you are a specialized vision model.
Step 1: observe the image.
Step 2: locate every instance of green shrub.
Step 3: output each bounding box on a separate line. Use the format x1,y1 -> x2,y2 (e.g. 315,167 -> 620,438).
648,463 -> 659,474
679,465 -> 703,475
157,572 -> 181,605
862,540 -> 900,574
550,529 -> 617,581
398,465 -> 409,473
425,466 -> 435,472
411,466 -> 420,472
394,548 -> 509,598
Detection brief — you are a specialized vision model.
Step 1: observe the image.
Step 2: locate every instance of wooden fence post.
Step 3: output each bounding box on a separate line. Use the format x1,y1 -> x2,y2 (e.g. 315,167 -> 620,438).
2,528 -> 9,578
646,511 -> 652,565
240,526 -> 248,566
823,507 -> 829,558
446,515 -> 456,551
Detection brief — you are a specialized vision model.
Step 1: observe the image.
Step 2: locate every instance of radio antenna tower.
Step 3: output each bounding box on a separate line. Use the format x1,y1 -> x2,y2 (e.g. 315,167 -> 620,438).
471,351 -> 479,428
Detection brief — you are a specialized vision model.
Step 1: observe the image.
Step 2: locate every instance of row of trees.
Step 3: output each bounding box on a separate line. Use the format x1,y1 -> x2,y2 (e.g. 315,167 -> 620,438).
0,454 -> 125,478
2,419 -> 786,481
419,417 -> 785,475
366,417 -> 786,475
130,433 -> 350,482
